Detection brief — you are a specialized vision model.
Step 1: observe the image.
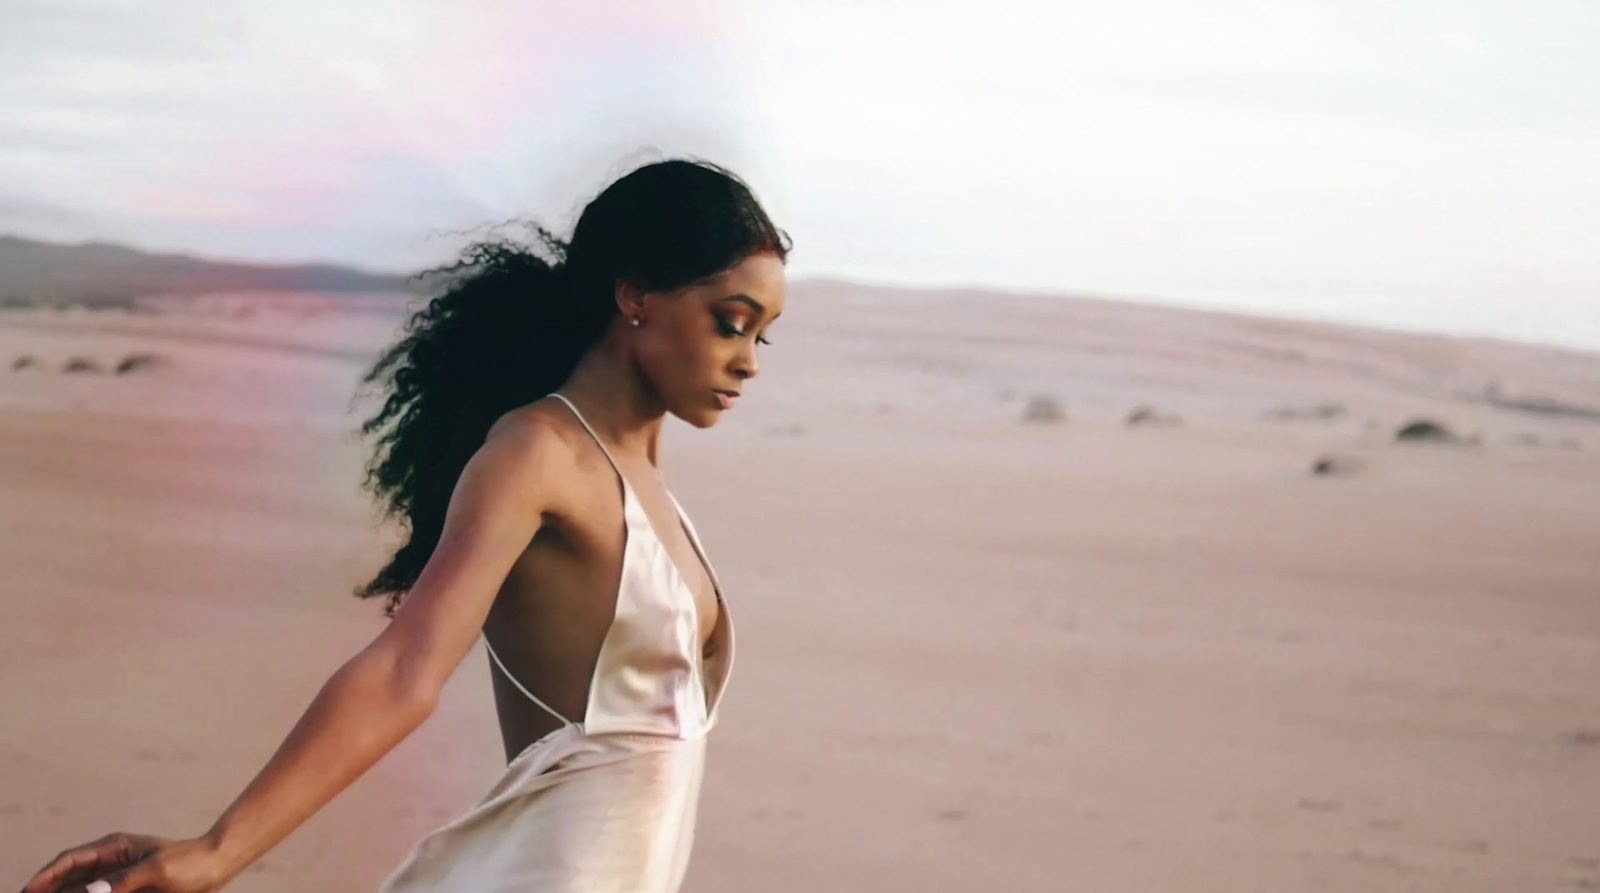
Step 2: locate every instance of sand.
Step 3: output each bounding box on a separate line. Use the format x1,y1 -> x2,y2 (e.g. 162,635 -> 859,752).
2,283 -> 1598,892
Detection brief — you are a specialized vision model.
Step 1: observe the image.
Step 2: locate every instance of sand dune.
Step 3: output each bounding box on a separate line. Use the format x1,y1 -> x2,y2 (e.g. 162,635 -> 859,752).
2,284 -> 1598,892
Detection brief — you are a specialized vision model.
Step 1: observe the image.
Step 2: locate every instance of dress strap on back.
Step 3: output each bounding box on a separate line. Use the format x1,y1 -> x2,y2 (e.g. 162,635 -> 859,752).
482,633 -> 573,727
548,393 -> 620,475
479,393 -> 611,730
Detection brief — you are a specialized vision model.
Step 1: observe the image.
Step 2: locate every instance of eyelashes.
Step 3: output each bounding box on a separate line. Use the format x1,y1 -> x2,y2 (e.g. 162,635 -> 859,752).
715,315 -> 772,346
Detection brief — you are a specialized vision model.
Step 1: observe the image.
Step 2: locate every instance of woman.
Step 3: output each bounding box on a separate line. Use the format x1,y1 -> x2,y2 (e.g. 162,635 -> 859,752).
20,158 -> 790,893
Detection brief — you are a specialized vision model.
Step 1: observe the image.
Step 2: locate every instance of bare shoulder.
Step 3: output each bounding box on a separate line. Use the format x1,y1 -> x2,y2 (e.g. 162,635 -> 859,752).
477,397 -> 591,518
486,400 -> 567,453
374,399 -> 594,689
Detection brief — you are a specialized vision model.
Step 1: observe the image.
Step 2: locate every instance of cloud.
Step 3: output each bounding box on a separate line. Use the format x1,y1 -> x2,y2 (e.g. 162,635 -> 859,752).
2,0 -> 1597,348
0,0 -> 759,267
0,193 -> 99,231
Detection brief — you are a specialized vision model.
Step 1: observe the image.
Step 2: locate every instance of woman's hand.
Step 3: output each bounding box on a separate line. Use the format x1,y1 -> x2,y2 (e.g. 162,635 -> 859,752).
19,832 -> 230,893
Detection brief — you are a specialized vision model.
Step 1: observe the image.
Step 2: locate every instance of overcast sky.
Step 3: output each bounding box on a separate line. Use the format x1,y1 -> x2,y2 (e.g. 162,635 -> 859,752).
3,0 -> 1597,349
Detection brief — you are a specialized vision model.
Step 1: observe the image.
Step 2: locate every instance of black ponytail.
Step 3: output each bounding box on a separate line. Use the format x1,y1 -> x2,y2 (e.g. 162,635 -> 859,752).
352,158 -> 790,616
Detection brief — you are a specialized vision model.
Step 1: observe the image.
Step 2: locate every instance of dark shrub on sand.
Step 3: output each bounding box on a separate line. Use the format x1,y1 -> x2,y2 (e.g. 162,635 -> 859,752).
1127,405 -> 1182,428
1395,419 -> 1460,443
1021,395 -> 1066,424
62,356 -> 102,373
1311,454 -> 1363,477
115,352 -> 164,374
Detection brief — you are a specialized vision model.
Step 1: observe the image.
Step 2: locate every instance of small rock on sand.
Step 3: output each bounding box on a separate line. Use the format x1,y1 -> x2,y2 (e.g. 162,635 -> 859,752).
61,356 -> 103,374
1126,406 -> 1182,428
115,352 -> 166,375
1311,454 -> 1364,477
1021,395 -> 1065,424
10,355 -> 36,371
1395,419 -> 1461,444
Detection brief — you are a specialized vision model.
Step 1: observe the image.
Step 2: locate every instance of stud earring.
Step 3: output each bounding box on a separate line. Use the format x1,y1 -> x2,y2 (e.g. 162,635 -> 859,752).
630,316 -> 644,327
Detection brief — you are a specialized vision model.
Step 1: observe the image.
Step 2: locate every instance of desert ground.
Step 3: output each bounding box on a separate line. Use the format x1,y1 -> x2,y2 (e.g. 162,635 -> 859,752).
3,283 -> 1598,892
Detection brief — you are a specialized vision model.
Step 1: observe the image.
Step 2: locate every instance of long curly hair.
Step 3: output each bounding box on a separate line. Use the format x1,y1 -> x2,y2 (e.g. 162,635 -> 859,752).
352,158 -> 791,616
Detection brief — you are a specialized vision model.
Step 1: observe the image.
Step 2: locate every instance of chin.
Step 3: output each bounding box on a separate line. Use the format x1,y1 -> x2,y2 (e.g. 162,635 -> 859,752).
673,406 -> 722,429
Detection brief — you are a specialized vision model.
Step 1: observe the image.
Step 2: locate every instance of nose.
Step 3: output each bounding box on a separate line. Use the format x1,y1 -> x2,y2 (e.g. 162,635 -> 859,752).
731,339 -> 759,380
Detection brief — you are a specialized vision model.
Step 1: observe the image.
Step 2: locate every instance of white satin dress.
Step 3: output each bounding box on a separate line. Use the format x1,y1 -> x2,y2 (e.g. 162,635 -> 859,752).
376,393 -> 735,893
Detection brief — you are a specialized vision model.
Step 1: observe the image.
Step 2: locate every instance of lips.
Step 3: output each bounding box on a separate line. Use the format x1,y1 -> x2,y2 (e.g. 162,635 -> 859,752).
713,389 -> 740,410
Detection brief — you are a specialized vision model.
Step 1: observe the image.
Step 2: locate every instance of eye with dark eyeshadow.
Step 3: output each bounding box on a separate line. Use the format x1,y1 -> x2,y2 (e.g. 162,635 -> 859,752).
714,313 -> 772,345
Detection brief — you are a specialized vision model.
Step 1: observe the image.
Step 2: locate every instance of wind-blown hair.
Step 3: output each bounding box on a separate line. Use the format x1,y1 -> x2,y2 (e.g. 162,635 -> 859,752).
352,159 -> 790,616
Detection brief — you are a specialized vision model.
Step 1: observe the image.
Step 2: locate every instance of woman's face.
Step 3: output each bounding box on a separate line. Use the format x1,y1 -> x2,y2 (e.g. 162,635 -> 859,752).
629,251 -> 787,428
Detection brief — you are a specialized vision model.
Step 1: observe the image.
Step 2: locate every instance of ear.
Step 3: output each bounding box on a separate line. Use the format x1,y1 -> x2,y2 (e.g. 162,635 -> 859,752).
614,277 -> 648,320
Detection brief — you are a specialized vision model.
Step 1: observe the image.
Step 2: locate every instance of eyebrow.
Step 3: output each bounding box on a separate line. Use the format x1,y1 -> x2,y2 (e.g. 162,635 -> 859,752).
722,293 -> 780,320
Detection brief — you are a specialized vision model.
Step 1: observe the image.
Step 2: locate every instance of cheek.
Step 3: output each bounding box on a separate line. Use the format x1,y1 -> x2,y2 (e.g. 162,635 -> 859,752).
644,320 -> 718,387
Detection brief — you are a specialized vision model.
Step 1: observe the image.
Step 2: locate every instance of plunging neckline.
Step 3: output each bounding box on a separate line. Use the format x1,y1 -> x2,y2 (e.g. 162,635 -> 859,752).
547,391 -> 725,646
482,393 -> 733,743
618,470 -> 726,626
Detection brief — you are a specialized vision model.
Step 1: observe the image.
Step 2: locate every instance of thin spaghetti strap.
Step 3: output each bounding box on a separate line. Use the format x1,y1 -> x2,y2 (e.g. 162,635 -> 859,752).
548,392 -> 622,476
668,491 -> 724,605
482,632 -> 574,727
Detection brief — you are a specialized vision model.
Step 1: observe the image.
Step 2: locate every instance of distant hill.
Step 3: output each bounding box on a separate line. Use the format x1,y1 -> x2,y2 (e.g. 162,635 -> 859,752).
0,235 -> 423,302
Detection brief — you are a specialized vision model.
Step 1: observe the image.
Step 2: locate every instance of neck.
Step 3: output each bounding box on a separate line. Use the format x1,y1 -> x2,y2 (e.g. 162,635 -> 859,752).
556,325 -> 666,466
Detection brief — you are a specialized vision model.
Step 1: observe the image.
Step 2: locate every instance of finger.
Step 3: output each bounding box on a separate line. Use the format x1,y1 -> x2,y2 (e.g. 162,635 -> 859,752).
22,846 -> 98,893
34,834 -> 122,874
55,856 -> 112,891
23,836 -> 142,893
75,861 -> 159,893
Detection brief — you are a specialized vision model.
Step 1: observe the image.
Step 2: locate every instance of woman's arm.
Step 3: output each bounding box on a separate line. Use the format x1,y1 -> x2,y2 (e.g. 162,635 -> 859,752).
204,414 -> 567,879
195,636 -> 437,881
21,413 -> 567,893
